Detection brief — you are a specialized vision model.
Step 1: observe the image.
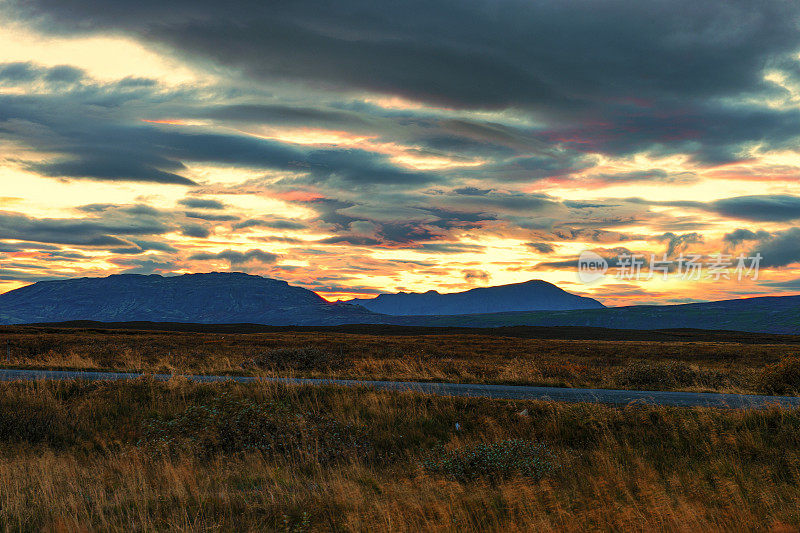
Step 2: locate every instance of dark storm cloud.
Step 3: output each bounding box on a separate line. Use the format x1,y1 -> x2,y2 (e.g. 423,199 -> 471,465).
534,246 -> 642,270
112,258 -> 177,275
28,155 -> 196,185
655,232 -> 704,256
464,154 -> 597,182
0,211 -> 169,246
587,169 -> 698,184
188,249 -> 279,265
547,104 -> 800,164
453,187 -> 492,196
3,0 -> 800,180
233,219 -> 307,231
759,277 -> 800,290
0,61 -> 86,85
205,103 -> 552,164
0,62 -> 40,83
443,190 -> 563,213
0,242 -> 59,252
416,243 -> 485,254
181,224 -> 211,238
293,189 -> 525,247
750,228 -> 800,268
11,0 -> 800,111
627,195 -> 800,222
0,268 -> 71,282
463,269 -> 490,283
723,228 -> 772,246
76,204 -> 117,213
526,242 -> 555,254
317,235 -> 382,246
712,195 -> 800,222
290,187 -> 652,249
127,240 -> 178,253
0,88 -> 439,187
7,0 -> 800,290
43,65 -> 84,84
178,198 -> 226,210
204,104 -> 375,132
184,211 -> 239,222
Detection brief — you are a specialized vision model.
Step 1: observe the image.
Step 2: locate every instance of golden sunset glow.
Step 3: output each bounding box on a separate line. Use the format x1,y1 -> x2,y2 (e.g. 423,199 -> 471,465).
2,2 -> 800,306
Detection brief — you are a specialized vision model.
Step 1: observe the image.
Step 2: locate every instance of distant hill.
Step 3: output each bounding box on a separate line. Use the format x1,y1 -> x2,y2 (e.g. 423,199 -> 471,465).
0,273 -> 378,326
349,279 -> 604,315
392,295 -> 800,335
1,273 -> 797,334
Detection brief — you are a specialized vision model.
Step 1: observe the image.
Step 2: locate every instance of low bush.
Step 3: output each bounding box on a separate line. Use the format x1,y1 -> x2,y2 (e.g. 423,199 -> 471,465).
613,360 -> 698,389
141,393 -> 370,462
422,439 -> 553,482
244,346 -> 344,371
0,399 -> 70,446
756,356 -> 800,394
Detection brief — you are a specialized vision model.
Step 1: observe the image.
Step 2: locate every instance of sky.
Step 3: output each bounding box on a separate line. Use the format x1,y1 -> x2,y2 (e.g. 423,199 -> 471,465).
2,0 -> 800,305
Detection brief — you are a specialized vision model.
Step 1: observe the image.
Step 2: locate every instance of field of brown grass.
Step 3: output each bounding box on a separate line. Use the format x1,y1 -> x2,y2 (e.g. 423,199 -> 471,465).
2,325 -> 800,394
0,378 -> 799,531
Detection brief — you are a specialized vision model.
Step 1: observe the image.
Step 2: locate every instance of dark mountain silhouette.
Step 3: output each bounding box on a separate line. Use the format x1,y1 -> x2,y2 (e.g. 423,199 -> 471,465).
0,272 -> 378,326
390,295 -> 800,335
1,273 -> 797,334
348,279 -> 604,315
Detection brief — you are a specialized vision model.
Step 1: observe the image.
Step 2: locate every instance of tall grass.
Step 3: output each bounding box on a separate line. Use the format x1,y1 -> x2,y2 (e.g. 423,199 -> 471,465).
0,378 -> 798,530
1,327 -> 796,394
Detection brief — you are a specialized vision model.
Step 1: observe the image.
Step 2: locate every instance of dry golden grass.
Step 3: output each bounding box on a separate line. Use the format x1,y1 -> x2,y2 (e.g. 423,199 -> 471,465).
0,378 -> 799,531
1,326 -> 799,394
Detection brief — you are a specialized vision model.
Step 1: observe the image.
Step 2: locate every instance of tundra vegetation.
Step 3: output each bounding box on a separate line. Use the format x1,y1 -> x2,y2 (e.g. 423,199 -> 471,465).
0,379 -> 799,530
2,326 -> 800,395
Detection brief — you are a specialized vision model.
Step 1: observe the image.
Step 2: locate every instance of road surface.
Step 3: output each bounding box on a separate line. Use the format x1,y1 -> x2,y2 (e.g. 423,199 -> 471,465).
0,368 -> 797,409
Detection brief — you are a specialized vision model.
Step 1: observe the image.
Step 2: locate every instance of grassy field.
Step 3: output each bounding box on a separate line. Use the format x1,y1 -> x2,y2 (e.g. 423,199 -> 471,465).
0,378 -> 799,531
2,325 -> 800,394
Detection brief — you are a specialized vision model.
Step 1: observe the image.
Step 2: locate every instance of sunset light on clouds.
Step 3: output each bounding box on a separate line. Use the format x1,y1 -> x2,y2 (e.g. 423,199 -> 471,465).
2,0 -> 800,305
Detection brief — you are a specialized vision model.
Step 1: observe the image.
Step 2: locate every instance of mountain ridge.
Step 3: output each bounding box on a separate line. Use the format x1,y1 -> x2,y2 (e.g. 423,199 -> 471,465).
1,273 -> 798,334
388,294 -> 800,334
0,272 -> 377,326
348,279 -> 604,315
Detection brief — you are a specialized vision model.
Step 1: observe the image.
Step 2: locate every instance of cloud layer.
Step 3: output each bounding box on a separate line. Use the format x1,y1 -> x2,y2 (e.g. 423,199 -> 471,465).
1,1 -> 800,303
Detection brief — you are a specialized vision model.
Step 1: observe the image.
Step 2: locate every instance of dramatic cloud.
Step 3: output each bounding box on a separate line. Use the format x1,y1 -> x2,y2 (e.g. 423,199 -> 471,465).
2,1 -> 800,303
526,242 -> 555,254
0,211 -> 168,246
233,219 -> 307,231
188,249 -> 279,265
723,228 -> 772,246
628,195 -> 800,222
712,196 -> 800,222
656,232 -> 704,257
751,228 -> 800,268
179,198 -> 226,210
463,269 -> 490,283
11,1 -> 800,109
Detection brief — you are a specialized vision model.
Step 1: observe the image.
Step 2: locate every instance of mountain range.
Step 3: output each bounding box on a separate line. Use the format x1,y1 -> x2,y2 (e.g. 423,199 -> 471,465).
0,272 -> 798,334
0,273 -> 375,326
389,295 -> 800,334
348,279 -> 604,315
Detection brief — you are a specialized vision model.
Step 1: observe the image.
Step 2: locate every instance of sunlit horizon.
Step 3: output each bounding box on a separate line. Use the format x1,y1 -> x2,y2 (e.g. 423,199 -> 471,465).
2,1 -> 800,308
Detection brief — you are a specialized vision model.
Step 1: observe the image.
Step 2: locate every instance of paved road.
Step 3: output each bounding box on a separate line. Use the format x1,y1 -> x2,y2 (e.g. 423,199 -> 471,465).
0,368 -> 797,409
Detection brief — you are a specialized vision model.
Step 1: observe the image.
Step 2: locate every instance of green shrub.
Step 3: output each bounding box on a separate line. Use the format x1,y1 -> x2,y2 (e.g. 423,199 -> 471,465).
756,357 -> 800,394
141,393 -> 370,462
422,439 -> 552,482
